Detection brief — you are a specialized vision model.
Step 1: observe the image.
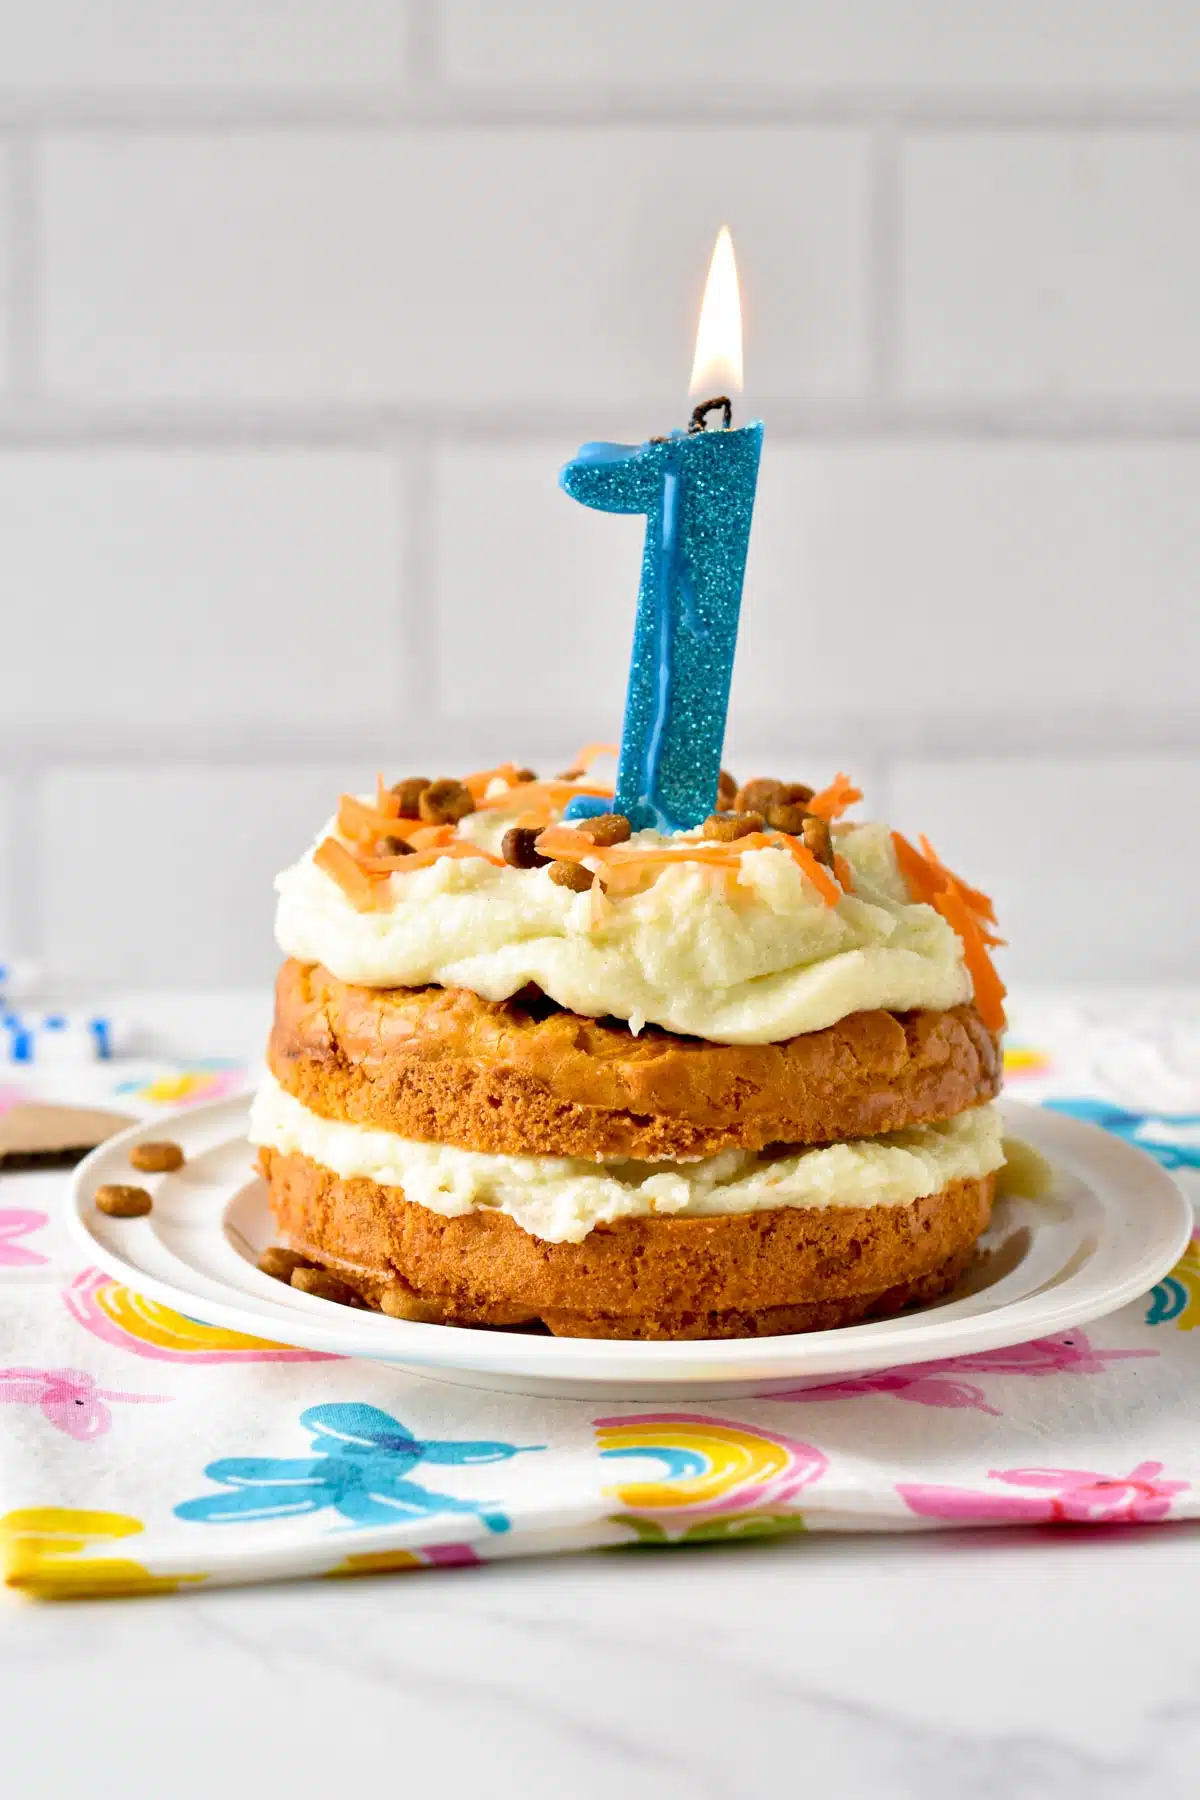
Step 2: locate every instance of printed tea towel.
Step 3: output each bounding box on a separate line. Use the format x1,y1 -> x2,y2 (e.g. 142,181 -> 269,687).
0,996 -> 1198,1598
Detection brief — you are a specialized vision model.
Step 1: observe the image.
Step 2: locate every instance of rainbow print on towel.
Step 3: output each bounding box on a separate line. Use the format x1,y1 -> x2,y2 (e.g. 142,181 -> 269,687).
597,1412 -> 827,1545
1146,1237 -> 1200,1331
65,1269 -> 334,1363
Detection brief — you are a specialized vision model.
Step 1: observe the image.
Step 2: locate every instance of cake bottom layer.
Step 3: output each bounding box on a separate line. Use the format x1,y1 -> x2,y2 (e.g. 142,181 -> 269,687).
260,1147 -> 995,1341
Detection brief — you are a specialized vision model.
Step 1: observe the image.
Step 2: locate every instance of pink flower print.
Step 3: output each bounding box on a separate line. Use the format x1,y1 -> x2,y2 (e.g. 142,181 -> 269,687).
0,1367 -> 170,1441
899,1462 -> 1188,1527
0,1209 -> 50,1269
768,1331 -> 1155,1415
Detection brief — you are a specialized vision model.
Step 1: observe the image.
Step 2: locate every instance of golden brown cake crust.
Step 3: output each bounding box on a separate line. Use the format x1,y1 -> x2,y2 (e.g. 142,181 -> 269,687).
269,960 -> 1002,1161
260,1147 -> 994,1340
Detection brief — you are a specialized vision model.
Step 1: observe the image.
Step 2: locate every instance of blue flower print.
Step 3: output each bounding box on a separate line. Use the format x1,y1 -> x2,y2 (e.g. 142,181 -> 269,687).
1044,1098 -> 1200,1171
174,1403 -> 541,1534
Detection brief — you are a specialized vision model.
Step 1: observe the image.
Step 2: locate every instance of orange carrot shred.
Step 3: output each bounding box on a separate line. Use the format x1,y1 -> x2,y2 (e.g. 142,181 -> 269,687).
338,793 -> 414,845
374,774 -> 401,818
806,772 -> 863,822
464,762 -> 521,800
315,838 -> 380,912
932,890 -> 1007,1031
774,834 -> 841,905
351,841 -> 504,874
477,780 -> 613,812
833,853 -> 855,894
892,832 -> 1005,1029
569,741 -> 619,772
407,823 -> 456,851
917,833 -> 997,924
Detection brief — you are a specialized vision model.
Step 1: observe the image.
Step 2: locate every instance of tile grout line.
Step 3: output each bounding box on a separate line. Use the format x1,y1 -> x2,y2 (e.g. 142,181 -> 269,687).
1,89 -> 1200,131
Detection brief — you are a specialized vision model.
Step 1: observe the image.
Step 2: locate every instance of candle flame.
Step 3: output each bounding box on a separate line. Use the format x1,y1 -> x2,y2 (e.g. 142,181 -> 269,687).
688,226 -> 743,399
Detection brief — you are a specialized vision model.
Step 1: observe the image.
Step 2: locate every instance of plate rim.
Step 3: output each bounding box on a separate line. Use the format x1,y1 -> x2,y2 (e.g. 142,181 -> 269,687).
63,1093 -> 1195,1385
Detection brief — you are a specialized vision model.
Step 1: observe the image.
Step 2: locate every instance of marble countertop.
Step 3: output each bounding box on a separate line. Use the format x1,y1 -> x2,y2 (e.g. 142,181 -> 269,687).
3,1523 -> 1198,1798
3,986 -> 1198,1799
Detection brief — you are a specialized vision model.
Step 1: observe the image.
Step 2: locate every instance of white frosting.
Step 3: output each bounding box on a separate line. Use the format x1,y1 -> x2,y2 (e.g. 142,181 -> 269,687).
274,799 -> 972,1046
250,1074 -> 1004,1246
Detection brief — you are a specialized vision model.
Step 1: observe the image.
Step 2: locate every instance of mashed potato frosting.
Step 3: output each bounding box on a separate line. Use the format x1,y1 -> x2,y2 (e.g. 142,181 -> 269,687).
273,789 -> 973,1046
251,1074 -> 1004,1245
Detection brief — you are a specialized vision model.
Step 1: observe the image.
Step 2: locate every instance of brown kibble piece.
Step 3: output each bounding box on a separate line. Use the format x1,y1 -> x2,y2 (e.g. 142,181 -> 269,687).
717,769 -> 738,808
703,810 -> 763,842
290,1266 -> 356,1306
257,1246 -> 315,1283
391,777 -> 431,817
129,1140 -> 185,1174
380,835 -> 414,857
379,1284 -> 446,1324
735,778 -> 784,813
801,814 -> 835,867
579,813 -> 632,847
95,1183 -> 153,1218
779,782 -> 815,806
502,827 -> 550,870
419,779 -> 475,825
514,768 -> 538,783
765,801 -> 811,836
549,858 -> 595,892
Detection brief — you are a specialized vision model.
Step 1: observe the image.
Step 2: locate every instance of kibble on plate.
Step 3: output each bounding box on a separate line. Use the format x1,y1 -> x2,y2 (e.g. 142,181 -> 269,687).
95,1183 -> 153,1218
129,1140 -> 185,1174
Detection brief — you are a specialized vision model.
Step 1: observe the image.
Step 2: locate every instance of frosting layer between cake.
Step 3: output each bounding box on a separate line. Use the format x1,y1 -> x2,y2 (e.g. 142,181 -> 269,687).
250,1074 -> 1004,1246
274,814 -> 971,1046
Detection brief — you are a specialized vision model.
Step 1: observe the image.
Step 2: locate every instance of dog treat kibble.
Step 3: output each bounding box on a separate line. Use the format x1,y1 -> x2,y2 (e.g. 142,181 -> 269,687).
257,1246 -> 315,1283
390,777 -> 431,817
801,814 -> 835,867
502,827 -> 550,870
549,858 -> 595,892
580,813 -> 632,847
703,810 -> 764,842
735,777 -> 784,814
514,768 -> 538,783
379,1284 -> 446,1324
380,835 -> 414,857
717,768 -> 739,808
418,779 -> 475,825
95,1183 -> 153,1218
765,800 -> 811,836
290,1266 -> 356,1305
129,1140 -> 185,1174
779,782 -> 815,806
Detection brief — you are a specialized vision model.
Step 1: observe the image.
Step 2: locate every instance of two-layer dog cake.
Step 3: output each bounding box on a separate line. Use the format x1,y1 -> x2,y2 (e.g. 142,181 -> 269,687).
249,756 -> 1006,1339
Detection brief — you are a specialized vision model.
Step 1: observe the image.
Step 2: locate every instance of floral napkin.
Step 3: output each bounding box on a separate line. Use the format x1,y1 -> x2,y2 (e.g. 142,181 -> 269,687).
1,997 -> 1198,1599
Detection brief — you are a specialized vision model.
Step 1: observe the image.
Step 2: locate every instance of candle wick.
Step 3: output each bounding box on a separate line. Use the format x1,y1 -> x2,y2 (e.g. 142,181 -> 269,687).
688,396 -> 733,434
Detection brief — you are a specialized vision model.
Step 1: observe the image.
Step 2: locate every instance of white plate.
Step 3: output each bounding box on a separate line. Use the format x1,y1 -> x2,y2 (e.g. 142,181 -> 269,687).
65,1096 -> 1192,1400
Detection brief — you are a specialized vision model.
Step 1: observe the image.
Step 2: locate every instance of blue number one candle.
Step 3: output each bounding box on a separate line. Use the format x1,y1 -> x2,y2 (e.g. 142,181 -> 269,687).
559,228 -> 763,833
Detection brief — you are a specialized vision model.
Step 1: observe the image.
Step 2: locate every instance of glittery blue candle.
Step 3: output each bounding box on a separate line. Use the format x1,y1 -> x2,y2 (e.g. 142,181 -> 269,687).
558,414 -> 763,833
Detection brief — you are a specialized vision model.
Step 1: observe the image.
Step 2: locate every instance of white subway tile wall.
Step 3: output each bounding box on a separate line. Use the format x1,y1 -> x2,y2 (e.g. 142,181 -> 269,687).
0,1 -> 1196,988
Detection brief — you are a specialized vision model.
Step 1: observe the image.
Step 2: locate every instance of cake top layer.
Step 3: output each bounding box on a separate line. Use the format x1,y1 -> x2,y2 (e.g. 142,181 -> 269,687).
273,756 -> 1003,1047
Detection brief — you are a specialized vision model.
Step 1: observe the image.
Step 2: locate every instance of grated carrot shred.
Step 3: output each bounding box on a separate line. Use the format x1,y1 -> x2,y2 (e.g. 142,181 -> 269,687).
917,833 -> 998,925
315,837 -> 380,912
349,840 -> 504,875
407,824 -> 456,851
478,780 -> 612,812
338,793 -> 415,845
568,741 -> 619,772
834,853 -> 855,893
932,889 -> 1007,1032
374,774 -> 402,818
806,772 -> 864,822
891,831 -> 1006,1029
464,762 -> 522,800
